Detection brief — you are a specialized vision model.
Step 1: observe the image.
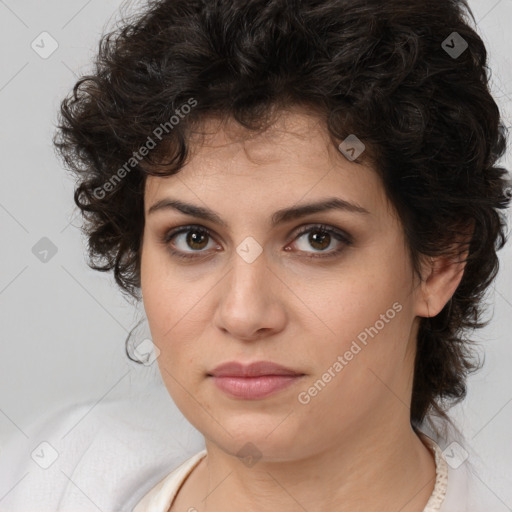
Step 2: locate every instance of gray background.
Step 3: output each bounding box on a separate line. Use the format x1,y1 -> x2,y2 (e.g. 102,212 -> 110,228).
0,0 -> 511,500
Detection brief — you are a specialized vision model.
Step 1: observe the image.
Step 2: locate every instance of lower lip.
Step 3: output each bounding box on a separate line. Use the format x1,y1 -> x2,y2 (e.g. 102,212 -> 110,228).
209,375 -> 303,399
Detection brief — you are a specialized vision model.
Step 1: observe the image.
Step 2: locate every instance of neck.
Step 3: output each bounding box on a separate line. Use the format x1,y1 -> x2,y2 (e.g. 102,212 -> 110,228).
186,418 -> 436,512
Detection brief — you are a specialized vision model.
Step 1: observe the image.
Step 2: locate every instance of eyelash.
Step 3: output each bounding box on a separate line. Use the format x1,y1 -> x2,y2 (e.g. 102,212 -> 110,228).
161,224 -> 353,261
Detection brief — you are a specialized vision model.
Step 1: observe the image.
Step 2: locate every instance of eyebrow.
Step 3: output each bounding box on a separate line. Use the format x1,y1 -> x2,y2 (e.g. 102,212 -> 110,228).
147,197 -> 370,227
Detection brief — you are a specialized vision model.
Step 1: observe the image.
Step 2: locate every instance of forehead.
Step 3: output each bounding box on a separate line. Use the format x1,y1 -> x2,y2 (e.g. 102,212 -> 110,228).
144,107 -> 393,221
183,107 -> 352,170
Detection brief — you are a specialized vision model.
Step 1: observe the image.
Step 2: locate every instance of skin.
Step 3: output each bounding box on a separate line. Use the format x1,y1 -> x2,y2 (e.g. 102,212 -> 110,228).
139,106 -> 467,512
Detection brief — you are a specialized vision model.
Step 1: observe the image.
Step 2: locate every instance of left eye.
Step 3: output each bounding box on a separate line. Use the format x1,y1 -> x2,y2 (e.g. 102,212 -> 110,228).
162,224 -> 352,260
291,224 -> 352,258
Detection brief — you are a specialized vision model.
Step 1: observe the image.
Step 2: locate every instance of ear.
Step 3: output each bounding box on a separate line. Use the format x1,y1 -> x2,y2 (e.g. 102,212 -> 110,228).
415,222 -> 474,318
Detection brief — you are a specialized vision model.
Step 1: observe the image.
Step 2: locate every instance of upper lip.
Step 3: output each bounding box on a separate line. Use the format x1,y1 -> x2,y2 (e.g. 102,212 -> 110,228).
208,361 -> 304,377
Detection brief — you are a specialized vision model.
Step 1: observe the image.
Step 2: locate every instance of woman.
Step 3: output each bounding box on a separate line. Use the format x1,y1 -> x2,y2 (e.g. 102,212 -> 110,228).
52,0 -> 511,510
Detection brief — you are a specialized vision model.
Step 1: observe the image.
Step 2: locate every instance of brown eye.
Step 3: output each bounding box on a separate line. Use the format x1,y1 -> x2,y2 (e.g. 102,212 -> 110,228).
307,230 -> 331,250
163,225 -> 218,259
291,224 -> 352,259
184,230 -> 209,250
162,223 -> 352,261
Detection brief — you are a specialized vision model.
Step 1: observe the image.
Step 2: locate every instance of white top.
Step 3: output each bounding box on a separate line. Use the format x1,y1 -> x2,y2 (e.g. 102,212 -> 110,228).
0,385 -> 510,512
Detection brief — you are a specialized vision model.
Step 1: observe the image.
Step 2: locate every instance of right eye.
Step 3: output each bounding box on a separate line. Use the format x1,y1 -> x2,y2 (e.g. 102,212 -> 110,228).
162,225 -> 221,260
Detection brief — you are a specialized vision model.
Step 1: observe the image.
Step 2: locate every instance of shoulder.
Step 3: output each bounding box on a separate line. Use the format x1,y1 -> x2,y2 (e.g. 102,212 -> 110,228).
419,420 -> 512,512
0,400 -> 105,512
441,456 -> 511,511
0,385 -> 205,512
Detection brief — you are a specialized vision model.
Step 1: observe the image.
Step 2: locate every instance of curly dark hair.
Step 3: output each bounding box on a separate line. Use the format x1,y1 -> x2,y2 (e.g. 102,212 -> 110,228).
53,0 -> 511,433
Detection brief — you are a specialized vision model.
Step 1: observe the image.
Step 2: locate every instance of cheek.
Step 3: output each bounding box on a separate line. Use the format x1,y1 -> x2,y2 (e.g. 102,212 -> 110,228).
301,263 -> 412,388
303,269 -> 390,344
140,243 -> 182,358
141,239 -> 188,331
140,246 -> 213,373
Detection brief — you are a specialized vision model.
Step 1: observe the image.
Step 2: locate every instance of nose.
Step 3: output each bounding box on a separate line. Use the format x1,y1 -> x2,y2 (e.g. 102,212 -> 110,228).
213,249 -> 287,342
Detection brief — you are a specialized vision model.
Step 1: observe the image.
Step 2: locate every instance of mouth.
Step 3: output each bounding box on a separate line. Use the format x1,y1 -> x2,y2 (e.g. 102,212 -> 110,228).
207,360 -> 305,400
209,375 -> 305,400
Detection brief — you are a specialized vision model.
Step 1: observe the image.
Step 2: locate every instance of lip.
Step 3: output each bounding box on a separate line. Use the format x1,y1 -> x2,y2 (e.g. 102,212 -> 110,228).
207,361 -> 305,400
208,360 -> 303,378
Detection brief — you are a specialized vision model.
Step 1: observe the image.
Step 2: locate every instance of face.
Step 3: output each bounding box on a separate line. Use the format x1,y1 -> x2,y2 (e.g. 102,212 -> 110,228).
140,107 -> 426,461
